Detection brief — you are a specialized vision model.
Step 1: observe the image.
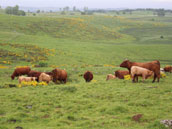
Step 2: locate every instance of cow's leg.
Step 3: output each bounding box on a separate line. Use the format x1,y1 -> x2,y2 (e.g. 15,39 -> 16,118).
132,74 -> 135,83
157,73 -> 160,82
142,75 -> 145,83
152,74 -> 157,83
136,76 -> 139,82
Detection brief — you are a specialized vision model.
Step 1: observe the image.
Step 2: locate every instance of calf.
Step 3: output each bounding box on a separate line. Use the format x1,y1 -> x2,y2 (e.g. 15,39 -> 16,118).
131,66 -> 154,82
120,60 -> 160,82
39,73 -> 52,83
18,76 -> 36,84
106,74 -> 116,81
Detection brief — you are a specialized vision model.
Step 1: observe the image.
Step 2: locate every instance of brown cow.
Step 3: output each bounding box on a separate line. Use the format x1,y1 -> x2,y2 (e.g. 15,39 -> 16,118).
28,71 -> 53,82
120,60 -> 160,83
83,71 -> 93,82
28,70 -> 42,82
164,66 -> 172,73
52,68 -> 67,83
131,66 -> 154,82
106,74 -> 116,81
115,70 -> 129,79
11,67 -> 31,80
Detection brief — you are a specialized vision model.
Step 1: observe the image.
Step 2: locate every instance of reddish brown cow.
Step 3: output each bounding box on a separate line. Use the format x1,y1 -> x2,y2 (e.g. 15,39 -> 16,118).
83,71 -> 93,82
28,71 -> 53,82
164,66 -> 172,73
52,69 -> 67,83
11,67 -> 31,80
120,60 -> 160,82
115,70 -> 129,79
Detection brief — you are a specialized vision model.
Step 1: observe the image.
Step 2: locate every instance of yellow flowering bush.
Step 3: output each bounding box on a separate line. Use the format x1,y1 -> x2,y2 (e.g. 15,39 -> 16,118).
17,81 -> 48,88
91,80 -> 98,83
124,75 -> 131,80
103,64 -> 116,68
160,72 -> 166,78
15,66 -> 30,69
0,65 -> 8,69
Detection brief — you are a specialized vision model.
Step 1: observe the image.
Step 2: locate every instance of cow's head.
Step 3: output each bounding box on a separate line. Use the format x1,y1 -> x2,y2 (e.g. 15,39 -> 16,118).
146,71 -> 154,79
120,59 -> 131,68
11,75 -> 15,80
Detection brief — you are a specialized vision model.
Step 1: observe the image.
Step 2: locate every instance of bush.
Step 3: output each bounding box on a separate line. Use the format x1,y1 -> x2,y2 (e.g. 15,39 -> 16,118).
160,35 -> 164,39
38,62 -> 48,67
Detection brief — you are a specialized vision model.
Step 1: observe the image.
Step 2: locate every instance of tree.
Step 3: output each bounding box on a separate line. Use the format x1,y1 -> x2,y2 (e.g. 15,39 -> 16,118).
122,11 -> 126,14
157,9 -> 165,17
13,5 -> 19,15
5,6 -> 13,14
63,6 -> 69,11
73,6 -> 76,12
5,5 -> 25,16
84,7 -> 88,12
36,10 -> 40,13
17,10 -> 26,16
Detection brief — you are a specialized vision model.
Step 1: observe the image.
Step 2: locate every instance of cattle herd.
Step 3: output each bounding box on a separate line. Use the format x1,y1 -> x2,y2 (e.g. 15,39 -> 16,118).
10,59 -> 172,84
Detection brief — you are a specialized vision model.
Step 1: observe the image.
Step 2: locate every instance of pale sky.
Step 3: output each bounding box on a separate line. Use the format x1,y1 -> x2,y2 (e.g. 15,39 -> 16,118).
0,0 -> 172,9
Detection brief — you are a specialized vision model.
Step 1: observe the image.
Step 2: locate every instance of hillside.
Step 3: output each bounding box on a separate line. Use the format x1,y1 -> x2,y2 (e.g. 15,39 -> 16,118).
0,14 -> 123,40
0,13 -> 172,129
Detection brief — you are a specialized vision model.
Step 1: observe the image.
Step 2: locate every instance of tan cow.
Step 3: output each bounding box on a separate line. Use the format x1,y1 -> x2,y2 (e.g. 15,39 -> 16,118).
106,74 -> 116,81
39,73 -> 52,83
131,66 -> 154,82
18,76 -> 36,84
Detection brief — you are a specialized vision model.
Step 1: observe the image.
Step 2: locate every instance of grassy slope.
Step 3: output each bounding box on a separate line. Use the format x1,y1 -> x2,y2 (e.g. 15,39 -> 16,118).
0,13 -> 172,129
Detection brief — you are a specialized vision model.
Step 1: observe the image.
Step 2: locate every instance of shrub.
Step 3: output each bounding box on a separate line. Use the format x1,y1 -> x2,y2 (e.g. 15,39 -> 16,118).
38,62 -> 48,67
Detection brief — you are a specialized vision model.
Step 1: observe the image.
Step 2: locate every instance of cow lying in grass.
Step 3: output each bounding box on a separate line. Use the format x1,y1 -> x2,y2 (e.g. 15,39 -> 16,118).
131,66 -> 154,82
115,70 -> 129,79
18,76 -> 37,84
106,74 -> 116,81
164,66 -> 172,73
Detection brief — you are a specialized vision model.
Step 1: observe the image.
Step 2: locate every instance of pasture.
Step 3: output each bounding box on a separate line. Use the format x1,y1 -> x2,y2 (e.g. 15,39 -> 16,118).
0,11 -> 172,129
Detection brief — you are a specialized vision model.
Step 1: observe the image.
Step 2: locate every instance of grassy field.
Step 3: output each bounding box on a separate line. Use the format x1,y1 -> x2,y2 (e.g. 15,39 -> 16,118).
0,12 -> 172,129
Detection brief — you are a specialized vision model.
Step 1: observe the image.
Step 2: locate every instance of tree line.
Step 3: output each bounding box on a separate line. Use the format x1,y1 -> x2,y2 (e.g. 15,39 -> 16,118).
5,5 -> 26,16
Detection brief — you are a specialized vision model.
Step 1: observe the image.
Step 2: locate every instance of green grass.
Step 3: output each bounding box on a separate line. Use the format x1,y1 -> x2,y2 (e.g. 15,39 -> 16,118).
0,12 -> 172,129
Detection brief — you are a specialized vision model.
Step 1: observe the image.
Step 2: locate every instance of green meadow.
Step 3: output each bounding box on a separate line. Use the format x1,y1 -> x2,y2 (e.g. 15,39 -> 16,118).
0,11 -> 172,129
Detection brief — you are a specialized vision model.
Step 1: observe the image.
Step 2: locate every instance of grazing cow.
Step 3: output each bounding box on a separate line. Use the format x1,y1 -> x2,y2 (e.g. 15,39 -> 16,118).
164,66 -> 172,73
115,70 -> 129,79
11,67 -> 31,80
18,76 -> 36,84
83,71 -> 93,82
28,71 -> 53,82
39,73 -> 52,83
28,70 -> 42,82
52,69 -> 67,83
120,60 -> 160,83
131,66 -> 154,82
106,74 -> 116,81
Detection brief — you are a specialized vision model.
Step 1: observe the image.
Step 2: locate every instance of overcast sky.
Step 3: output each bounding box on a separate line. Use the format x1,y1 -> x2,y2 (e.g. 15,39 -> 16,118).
0,0 -> 172,9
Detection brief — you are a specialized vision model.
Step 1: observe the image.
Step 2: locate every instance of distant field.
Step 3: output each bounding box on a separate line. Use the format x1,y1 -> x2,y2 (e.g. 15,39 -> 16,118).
0,12 -> 172,129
